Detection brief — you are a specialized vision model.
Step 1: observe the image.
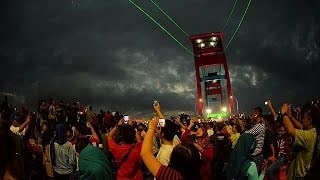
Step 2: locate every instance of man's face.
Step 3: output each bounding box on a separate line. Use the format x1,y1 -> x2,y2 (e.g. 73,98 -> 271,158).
12,120 -> 19,127
277,126 -> 285,137
42,124 -> 48,132
302,112 -> 312,129
237,119 -> 243,125
196,128 -> 204,137
232,125 -> 237,133
250,111 -> 258,122
66,131 -> 72,138
74,129 -> 80,136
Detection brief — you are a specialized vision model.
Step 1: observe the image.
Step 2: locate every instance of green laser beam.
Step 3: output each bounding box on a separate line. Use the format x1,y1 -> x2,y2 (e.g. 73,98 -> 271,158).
149,0 -> 189,37
221,0 -> 238,31
223,0 -> 252,52
127,0 -> 193,55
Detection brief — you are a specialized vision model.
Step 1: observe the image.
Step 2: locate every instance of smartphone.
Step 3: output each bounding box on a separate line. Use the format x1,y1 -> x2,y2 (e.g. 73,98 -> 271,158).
158,118 -> 166,127
153,100 -> 158,106
264,101 -> 268,105
124,115 -> 129,123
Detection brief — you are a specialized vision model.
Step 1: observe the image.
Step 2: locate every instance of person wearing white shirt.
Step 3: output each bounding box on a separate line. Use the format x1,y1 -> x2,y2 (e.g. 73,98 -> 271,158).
10,115 -> 31,136
156,120 -> 180,166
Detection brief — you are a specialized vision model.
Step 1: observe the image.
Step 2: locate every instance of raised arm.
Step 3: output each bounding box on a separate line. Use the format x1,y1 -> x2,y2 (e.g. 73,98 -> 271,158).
288,106 -> 303,130
153,102 -> 165,119
19,115 -> 31,132
86,122 -> 99,141
281,103 -> 296,137
266,100 -> 278,120
107,119 -> 124,139
141,117 -> 162,177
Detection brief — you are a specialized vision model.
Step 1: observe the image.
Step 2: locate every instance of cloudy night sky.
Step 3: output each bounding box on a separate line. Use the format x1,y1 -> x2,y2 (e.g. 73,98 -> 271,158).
0,0 -> 320,115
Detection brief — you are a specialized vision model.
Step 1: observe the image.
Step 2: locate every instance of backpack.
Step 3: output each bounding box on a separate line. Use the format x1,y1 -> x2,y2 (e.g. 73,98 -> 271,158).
210,133 -> 231,178
211,133 -> 231,161
107,145 -> 134,180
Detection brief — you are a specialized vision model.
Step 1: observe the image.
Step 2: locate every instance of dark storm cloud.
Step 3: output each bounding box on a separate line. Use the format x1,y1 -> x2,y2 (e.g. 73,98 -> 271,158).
0,0 -> 319,114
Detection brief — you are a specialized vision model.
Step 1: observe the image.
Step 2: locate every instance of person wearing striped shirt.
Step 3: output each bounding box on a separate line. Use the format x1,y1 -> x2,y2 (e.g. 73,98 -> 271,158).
245,107 -> 266,170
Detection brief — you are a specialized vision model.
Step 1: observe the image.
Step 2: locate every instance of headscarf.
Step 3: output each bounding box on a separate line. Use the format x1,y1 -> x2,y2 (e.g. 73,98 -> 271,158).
227,133 -> 257,180
79,144 -> 112,180
50,124 -> 68,166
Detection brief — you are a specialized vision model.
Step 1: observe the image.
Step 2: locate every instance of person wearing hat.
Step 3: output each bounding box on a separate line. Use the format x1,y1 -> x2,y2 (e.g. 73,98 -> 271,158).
9,115 -> 31,136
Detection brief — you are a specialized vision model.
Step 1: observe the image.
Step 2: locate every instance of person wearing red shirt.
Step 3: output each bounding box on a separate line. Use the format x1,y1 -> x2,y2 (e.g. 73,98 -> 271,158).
73,122 -> 100,146
107,119 -> 143,180
181,119 -> 213,180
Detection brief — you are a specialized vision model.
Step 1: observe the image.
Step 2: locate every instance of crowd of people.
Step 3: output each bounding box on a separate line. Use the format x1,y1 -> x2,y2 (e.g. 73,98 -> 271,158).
1,96 -> 320,180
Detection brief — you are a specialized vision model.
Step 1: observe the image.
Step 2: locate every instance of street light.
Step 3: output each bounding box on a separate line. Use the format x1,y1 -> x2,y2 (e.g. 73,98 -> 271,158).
221,107 -> 227,112
230,96 -> 239,114
195,99 -> 203,116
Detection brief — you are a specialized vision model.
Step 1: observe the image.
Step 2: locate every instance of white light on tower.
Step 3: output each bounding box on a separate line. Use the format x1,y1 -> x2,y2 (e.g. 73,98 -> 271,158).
210,37 -> 218,41
209,41 -> 217,47
196,39 -> 203,43
206,109 -> 212,114
230,96 -> 233,99
200,43 -> 205,48
221,107 -> 227,112
199,99 -> 202,102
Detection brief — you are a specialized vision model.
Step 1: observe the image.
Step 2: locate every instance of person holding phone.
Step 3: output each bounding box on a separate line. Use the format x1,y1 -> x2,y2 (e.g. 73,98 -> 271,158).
141,117 -> 201,180
181,117 -> 215,180
107,119 -> 143,180
245,107 -> 266,170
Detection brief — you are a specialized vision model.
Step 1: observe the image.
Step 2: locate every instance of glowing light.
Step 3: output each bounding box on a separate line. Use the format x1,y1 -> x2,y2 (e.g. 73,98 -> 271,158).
196,39 -> 203,43
210,37 -> 218,41
199,99 -> 202,102
221,107 -> 227,112
230,96 -> 233,98
209,41 -> 217,47
206,109 -> 212,113
127,0 -> 193,55
200,43 -> 205,48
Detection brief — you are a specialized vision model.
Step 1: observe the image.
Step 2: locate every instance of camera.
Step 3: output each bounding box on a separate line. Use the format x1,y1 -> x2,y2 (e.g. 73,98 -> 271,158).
124,115 -> 129,124
158,118 -> 166,127
153,100 -> 158,106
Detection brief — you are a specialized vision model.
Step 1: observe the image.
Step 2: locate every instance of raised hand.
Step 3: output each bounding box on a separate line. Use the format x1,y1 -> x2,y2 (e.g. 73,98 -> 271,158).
118,119 -> 125,126
281,103 -> 289,115
153,101 -> 161,112
266,100 -> 272,106
86,122 -> 93,129
190,117 -> 198,124
148,117 -> 159,130
26,115 -> 31,123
